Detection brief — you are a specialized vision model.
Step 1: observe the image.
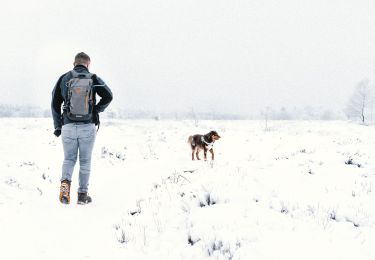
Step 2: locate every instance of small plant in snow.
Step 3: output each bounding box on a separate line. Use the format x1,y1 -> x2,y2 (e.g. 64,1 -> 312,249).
199,192 -> 217,207
101,146 -> 126,161
4,178 -> 21,189
280,204 -> 289,214
166,172 -> 191,185
328,209 -> 337,221
206,239 -> 235,259
206,239 -> 223,257
41,173 -> 52,183
188,234 -> 201,246
363,181 -> 372,194
345,208 -> 370,228
253,195 -> 260,203
117,228 -> 129,244
19,161 -> 35,167
345,157 -> 361,168
306,205 -> 315,216
36,187 -> 43,196
114,222 -> 131,244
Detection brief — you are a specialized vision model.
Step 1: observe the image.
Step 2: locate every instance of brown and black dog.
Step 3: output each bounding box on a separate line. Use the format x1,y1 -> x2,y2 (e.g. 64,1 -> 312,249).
188,131 -> 221,161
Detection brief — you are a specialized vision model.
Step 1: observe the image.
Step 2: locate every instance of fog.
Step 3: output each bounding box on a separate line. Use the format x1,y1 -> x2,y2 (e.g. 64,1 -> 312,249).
1,0 -> 374,116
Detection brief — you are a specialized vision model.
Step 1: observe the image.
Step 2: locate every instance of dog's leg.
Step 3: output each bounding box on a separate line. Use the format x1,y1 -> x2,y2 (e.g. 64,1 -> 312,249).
209,148 -> 214,160
196,149 -> 201,160
204,148 -> 207,161
191,148 -> 195,160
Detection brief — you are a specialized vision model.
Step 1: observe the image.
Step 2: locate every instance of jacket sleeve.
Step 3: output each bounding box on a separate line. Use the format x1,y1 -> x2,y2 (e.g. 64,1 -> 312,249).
94,76 -> 113,112
51,75 -> 64,130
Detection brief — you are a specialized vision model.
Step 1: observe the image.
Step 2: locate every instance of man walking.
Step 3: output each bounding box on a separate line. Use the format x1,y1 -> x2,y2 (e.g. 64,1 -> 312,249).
51,52 -> 113,204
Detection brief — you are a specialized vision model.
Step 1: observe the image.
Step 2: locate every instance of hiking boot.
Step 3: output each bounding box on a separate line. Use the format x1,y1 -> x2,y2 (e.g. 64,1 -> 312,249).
77,192 -> 92,205
59,180 -> 71,204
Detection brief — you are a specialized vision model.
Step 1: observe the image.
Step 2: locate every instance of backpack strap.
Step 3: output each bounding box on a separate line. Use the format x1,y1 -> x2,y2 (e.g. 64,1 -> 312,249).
70,70 -> 79,78
71,70 -> 93,79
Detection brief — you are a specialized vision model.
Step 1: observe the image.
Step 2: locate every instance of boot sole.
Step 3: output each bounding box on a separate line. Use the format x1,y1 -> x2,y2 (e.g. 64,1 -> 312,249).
61,197 -> 69,204
77,201 -> 92,205
59,195 -> 70,204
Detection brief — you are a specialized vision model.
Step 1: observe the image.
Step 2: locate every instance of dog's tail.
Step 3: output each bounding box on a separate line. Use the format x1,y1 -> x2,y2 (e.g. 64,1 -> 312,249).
187,135 -> 193,145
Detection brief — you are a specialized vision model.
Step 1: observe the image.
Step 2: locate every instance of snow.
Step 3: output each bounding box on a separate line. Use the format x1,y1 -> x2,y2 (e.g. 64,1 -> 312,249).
1,118 -> 375,259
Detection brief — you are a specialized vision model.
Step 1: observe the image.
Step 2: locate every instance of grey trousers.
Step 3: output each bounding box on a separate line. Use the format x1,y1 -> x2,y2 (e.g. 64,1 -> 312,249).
61,123 -> 96,193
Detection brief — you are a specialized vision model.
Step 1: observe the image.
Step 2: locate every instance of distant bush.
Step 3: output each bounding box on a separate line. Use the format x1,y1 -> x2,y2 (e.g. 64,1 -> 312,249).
0,104 -> 49,118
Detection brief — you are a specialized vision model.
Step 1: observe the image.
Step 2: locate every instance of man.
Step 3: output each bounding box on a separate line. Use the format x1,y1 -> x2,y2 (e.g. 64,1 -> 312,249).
51,52 -> 113,205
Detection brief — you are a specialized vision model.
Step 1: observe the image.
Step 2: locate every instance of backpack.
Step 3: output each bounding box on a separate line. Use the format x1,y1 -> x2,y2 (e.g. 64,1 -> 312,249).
65,70 -> 95,121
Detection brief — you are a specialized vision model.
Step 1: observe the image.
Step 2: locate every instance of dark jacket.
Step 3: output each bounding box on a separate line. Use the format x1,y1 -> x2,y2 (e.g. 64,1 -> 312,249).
51,65 -> 113,130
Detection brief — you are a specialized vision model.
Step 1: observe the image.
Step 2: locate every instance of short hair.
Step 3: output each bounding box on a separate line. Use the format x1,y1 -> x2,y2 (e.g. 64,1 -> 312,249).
74,52 -> 90,65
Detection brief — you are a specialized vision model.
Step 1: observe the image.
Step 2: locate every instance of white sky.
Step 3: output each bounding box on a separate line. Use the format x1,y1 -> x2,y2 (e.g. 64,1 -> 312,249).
0,0 -> 374,115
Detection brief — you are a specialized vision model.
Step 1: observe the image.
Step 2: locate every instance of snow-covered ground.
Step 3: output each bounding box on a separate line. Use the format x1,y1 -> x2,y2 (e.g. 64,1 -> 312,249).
1,118 -> 375,260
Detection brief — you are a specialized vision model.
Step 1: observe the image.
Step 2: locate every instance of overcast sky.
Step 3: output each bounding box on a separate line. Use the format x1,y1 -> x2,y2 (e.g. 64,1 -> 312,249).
1,0 -> 374,115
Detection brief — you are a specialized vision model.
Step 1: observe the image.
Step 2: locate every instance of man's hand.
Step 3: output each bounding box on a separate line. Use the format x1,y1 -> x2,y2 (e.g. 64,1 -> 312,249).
54,128 -> 61,137
93,107 -> 100,126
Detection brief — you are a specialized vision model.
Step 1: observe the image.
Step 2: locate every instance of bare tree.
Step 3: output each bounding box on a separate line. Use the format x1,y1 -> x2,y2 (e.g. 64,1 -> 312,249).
345,79 -> 373,124
278,107 -> 291,120
261,106 -> 272,131
190,107 -> 199,127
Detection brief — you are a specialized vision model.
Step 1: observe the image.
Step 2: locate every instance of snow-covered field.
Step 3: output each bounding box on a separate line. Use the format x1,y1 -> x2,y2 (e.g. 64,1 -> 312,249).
1,118 -> 375,260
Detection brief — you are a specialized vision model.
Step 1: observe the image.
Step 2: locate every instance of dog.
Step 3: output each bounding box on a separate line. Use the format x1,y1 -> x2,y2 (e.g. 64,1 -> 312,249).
188,131 -> 221,161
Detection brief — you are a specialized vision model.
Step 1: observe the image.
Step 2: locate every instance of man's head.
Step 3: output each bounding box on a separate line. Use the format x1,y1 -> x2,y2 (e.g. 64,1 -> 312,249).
74,52 -> 90,68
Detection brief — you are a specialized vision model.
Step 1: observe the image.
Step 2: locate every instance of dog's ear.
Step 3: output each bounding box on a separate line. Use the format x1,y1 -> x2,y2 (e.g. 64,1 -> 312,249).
210,131 -> 219,136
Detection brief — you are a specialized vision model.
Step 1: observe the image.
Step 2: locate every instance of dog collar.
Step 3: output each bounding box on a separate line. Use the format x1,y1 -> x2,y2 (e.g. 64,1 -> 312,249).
201,136 -> 214,149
